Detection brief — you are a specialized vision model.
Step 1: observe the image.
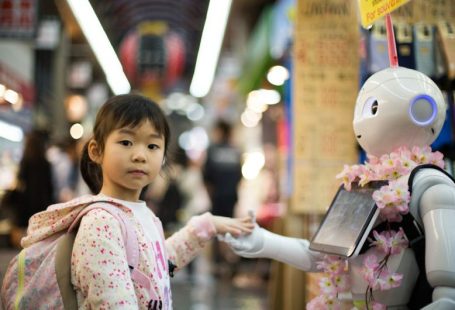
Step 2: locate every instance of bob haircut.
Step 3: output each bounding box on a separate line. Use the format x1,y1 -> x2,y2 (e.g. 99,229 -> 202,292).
80,94 -> 171,193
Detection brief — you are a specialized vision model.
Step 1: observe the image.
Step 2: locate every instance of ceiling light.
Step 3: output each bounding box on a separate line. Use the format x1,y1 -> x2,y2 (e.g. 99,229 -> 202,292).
65,0 -> 130,95
4,89 -> 20,105
0,120 -> 24,142
190,0 -> 232,98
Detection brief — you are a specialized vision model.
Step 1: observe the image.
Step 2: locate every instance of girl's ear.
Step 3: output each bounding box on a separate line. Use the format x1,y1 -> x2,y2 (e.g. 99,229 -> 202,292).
88,139 -> 102,164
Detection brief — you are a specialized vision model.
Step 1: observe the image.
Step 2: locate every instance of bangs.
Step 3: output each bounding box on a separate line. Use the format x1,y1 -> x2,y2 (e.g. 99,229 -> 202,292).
115,104 -> 168,137
94,94 -> 170,150
107,95 -> 169,138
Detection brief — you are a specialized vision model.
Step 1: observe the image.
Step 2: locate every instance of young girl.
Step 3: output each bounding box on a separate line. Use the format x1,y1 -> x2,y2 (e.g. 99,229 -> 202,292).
19,94 -> 253,309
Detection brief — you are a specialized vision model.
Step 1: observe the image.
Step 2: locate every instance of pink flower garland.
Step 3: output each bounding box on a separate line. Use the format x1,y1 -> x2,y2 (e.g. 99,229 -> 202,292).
307,146 -> 444,310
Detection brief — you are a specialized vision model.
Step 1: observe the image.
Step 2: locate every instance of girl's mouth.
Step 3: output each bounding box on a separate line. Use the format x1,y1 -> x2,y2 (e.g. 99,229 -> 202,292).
129,170 -> 147,176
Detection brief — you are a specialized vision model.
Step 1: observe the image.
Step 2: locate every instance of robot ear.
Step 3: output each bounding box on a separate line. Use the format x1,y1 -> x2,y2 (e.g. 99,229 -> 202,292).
408,94 -> 438,126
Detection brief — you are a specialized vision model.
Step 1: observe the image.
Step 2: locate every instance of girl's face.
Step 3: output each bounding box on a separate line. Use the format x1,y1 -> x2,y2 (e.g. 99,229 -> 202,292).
92,120 -> 165,201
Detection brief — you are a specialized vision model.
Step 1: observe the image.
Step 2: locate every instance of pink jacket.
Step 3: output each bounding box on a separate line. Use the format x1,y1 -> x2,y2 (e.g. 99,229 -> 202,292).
21,195 -> 216,309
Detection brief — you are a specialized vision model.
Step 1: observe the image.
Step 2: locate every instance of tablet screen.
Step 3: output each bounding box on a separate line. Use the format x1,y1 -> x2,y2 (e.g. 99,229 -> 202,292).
309,181 -> 387,257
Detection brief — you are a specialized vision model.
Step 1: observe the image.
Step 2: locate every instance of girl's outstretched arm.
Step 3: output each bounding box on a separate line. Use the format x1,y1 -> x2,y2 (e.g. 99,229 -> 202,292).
164,213 -> 253,272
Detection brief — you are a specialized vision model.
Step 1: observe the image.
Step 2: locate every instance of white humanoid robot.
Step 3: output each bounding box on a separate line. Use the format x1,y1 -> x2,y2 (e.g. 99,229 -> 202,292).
224,67 -> 455,309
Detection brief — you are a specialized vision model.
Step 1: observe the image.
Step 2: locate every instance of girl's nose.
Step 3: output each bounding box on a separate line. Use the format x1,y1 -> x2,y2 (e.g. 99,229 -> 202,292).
132,147 -> 147,162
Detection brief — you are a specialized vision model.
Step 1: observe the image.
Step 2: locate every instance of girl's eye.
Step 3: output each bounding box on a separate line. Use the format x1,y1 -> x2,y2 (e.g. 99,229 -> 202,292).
148,144 -> 159,150
119,140 -> 132,146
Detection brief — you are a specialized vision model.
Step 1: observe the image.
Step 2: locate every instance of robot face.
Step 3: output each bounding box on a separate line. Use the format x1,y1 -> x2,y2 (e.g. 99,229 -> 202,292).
353,67 -> 446,156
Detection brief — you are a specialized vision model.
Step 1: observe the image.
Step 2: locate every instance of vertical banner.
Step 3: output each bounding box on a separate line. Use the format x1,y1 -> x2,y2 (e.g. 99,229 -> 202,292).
292,0 -> 360,214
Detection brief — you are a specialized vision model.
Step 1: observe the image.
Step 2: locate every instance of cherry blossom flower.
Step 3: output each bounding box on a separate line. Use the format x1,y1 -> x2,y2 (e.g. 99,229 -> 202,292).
376,269 -> 403,290
317,255 -> 346,275
336,165 -> 360,190
358,168 -> 376,187
319,277 -> 337,296
333,274 -> 350,292
306,295 -> 344,310
412,146 -> 433,164
370,229 -> 408,255
430,151 -> 444,168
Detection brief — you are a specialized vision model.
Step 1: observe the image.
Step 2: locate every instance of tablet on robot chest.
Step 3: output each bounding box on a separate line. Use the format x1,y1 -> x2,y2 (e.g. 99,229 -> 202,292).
309,181 -> 387,258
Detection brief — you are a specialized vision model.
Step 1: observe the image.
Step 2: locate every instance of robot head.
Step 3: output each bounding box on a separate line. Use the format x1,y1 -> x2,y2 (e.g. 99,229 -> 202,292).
353,67 -> 446,157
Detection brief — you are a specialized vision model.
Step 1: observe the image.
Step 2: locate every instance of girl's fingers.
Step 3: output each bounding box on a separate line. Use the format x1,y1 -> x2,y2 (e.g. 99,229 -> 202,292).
229,228 -> 241,237
240,216 -> 253,223
215,217 -> 254,235
233,223 -> 254,233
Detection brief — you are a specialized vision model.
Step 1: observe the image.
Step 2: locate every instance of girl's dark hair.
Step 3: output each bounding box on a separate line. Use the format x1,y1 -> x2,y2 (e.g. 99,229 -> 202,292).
80,94 -> 171,193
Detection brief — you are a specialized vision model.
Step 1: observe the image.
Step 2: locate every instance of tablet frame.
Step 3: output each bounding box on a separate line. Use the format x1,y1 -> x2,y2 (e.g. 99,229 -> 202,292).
309,180 -> 388,258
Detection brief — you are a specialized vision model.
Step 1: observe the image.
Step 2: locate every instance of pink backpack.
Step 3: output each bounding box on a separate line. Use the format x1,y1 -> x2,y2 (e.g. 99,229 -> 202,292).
1,201 -> 154,310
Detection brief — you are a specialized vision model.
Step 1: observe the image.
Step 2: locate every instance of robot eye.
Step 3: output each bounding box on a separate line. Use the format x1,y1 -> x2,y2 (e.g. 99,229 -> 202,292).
371,101 -> 378,115
362,97 -> 379,118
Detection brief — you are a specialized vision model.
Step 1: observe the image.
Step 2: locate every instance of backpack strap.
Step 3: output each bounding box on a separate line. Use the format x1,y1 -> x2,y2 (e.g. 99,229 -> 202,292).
55,200 -> 156,310
55,230 -> 78,310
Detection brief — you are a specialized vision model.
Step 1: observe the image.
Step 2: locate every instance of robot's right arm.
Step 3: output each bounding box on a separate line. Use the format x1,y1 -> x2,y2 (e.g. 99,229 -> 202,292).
411,168 -> 455,309
221,224 -> 322,272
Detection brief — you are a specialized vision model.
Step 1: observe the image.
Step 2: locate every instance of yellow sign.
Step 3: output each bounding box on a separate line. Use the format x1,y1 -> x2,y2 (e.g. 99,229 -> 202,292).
358,0 -> 410,28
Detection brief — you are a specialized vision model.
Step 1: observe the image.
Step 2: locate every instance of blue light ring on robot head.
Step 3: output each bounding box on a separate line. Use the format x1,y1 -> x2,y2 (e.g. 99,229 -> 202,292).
408,94 -> 438,127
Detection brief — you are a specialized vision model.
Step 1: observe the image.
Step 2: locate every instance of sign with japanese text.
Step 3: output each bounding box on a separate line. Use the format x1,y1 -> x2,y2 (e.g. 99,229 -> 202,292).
292,0 -> 360,214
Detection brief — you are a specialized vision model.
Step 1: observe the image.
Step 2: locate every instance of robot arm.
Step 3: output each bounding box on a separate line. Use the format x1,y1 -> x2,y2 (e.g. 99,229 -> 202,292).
221,224 -> 322,272
412,169 -> 455,309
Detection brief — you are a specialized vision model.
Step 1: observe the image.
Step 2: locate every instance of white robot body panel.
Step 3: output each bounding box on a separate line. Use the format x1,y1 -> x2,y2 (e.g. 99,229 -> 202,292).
349,248 -> 418,306
419,182 -> 455,287
423,209 -> 455,285
408,168 -> 455,227
423,288 -> 455,309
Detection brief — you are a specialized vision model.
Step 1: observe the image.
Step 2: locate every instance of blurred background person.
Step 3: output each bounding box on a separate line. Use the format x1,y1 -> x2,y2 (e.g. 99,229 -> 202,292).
203,119 -> 242,277
175,148 -> 211,281
177,148 -> 211,225
6,129 -> 55,247
47,137 -> 91,202
47,137 -> 80,202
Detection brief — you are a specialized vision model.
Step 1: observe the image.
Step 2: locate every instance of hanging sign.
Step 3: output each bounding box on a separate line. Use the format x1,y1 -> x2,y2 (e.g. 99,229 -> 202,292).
358,0 -> 410,28
292,0 -> 360,214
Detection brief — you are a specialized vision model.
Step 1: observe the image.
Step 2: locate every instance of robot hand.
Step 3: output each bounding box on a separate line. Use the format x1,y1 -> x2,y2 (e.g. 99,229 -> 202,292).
219,212 -> 322,272
219,223 -> 266,258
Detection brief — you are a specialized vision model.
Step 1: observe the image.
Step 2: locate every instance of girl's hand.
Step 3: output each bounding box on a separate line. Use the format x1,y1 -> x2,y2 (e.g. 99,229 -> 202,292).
211,214 -> 255,237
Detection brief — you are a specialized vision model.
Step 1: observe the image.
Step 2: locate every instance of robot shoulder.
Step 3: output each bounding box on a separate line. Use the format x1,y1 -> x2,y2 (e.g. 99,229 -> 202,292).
409,164 -> 455,216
